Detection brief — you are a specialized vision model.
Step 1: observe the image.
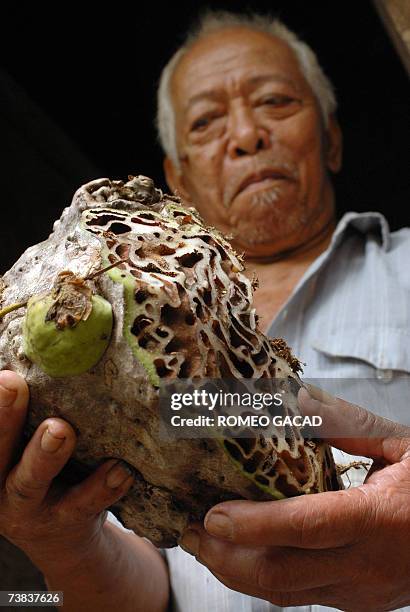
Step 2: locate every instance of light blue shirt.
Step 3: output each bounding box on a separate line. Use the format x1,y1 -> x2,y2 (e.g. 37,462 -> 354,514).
163,212 -> 410,612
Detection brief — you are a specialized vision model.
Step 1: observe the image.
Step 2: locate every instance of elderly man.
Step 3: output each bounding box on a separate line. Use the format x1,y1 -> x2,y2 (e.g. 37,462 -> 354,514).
1,10 -> 410,612
159,14 -> 341,332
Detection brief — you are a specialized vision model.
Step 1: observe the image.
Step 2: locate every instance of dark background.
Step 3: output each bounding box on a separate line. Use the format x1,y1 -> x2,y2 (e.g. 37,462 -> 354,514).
1,1 -> 408,274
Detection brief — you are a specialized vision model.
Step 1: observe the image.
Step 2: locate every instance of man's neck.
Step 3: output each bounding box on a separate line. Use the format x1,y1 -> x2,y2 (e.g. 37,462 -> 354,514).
242,217 -> 336,332
244,215 -> 336,269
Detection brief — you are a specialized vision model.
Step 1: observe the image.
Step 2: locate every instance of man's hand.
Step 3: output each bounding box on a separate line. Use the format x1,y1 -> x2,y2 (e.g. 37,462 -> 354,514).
0,369 -> 134,576
180,386 -> 410,611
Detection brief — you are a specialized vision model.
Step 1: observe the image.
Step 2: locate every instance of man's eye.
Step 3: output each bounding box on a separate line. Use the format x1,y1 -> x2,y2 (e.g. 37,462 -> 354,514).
191,116 -> 211,131
260,95 -> 296,107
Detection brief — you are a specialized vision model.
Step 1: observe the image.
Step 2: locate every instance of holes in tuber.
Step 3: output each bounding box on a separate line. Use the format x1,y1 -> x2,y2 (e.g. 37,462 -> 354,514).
227,349 -> 255,378
161,303 -> 180,327
200,330 -> 211,347
228,325 -> 252,349
115,243 -> 130,259
217,352 -> 235,378
212,320 -> 225,342
156,327 -> 169,338
236,437 -> 257,455
154,359 -> 174,378
185,312 -> 195,325
214,242 -> 228,261
252,347 -> 269,366
237,280 -> 249,294
131,214 -> 156,225
223,440 -> 243,462
275,475 -> 300,497
87,213 -> 126,227
178,360 -> 191,378
165,337 -> 182,354
109,222 -> 131,235
255,475 -> 270,487
131,315 -> 153,336
138,333 -> 159,350
154,244 -> 176,256
243,451 -> 264,474
176,251 -> 203,268
193,298 -> 204,320
140,263 -> 162,274
202,288 -> 212,307
135,289 -> 149,304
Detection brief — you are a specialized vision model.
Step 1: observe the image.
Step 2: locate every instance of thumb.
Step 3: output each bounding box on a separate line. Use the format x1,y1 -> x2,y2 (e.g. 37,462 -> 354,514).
0,369 -> 30,486
0,370 -> 29,416
204,485 -> 372,549
299,385 -> 410,463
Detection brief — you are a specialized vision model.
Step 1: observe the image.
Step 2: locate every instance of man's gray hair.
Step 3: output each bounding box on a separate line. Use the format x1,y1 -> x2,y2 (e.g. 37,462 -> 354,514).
156,10 -> 337,167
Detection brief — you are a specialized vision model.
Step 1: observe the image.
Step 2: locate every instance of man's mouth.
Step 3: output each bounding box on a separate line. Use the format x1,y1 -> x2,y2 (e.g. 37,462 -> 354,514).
235,169 -> 292,198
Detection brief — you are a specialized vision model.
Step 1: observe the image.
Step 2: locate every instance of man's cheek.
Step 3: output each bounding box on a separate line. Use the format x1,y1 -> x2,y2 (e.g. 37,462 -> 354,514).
192,163 -> 224,204
280,112 -> 322,156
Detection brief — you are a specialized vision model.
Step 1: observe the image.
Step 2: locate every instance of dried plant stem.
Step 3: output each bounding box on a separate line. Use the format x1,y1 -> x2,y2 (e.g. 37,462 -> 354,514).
0,301 -> 28,320
337,460 -> 371,475
85,258 -> 129,280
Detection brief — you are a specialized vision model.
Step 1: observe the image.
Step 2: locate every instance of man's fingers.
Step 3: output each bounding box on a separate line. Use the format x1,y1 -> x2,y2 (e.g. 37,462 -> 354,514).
204,487 -> 372,548
0,370 -> 30,487
5,417 -> 77,510
180,526 -> 348,594
212,570 -> 335,609
58,459 -> 135,519
299,385 -> 410,462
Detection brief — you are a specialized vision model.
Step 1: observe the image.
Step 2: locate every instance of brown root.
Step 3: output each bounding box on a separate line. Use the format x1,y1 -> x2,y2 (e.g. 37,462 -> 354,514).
336,461 -> 371,476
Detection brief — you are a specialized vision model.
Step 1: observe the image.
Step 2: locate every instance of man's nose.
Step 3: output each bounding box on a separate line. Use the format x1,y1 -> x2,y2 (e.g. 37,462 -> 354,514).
227,103 -> 269,158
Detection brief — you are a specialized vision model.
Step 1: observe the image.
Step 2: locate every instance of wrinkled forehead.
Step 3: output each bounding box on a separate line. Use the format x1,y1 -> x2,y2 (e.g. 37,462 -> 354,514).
170,27 -> 312,114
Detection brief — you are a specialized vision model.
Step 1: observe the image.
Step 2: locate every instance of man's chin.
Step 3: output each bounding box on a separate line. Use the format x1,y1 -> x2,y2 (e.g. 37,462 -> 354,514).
228,199 -> 311,255
230,229 -> 285,255
230,187 -> 296,220
228,215 -> 287,253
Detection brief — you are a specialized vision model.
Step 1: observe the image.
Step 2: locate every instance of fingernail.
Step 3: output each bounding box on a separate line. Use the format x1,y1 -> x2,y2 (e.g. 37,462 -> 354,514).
180,529 -> 200,556
0,384 -> 17,407
41,426 -> 66,453
106,461 -> 134,488
205,512 -> 234,539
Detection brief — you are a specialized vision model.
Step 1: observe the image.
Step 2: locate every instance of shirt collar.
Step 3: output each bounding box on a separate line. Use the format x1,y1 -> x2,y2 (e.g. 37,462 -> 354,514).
277,211 -> 392,313
329,211 -> 391,253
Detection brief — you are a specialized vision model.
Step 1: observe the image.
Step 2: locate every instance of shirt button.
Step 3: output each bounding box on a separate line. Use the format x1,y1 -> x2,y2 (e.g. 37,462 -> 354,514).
376,368 -> 393,382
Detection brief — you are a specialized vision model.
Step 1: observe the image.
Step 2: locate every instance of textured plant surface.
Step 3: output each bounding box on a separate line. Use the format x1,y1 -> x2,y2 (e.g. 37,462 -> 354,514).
0,175 -> 342,547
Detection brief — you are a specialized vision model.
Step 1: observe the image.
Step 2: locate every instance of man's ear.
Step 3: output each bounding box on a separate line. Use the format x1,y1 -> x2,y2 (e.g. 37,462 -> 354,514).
325,114 -> 343,174
163,157 -> 191,202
